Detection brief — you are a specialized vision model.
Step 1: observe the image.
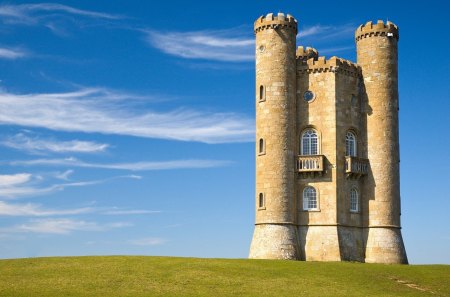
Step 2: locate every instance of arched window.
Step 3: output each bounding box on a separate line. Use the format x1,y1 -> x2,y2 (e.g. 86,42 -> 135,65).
303,186 -> 318,210
259,138 -> 265,154
259,85 -> 265,101
258,193 -> 265,208
301,129 -> 318,155
345,131 -> 357,157
350,188 -> 359,212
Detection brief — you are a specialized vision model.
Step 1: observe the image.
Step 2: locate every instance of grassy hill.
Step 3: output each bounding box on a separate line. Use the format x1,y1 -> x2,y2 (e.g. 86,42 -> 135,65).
0,256 -> 449,297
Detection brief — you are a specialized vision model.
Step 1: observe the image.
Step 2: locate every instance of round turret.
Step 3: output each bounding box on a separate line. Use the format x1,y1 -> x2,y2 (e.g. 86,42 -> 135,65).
356,20 -> 407,264
249,12 -> 300,260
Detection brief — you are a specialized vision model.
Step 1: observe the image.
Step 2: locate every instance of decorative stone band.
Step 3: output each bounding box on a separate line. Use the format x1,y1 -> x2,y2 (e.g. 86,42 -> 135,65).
254,12 -> 297,34
254,222 -> 297,226
297,56 -> 362,77
256,222 -> 402,229
355,20 -> 399,42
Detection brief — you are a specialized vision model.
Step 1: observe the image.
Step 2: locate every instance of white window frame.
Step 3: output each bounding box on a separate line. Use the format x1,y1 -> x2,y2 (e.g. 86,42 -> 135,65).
303,186 -> 319,211
345,131 -> 357,157
350,188 -> 359,213
301,129 -> 319,155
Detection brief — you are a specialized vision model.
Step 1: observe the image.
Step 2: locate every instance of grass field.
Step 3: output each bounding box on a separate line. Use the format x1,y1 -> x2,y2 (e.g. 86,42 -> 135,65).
0,256 -> 449,296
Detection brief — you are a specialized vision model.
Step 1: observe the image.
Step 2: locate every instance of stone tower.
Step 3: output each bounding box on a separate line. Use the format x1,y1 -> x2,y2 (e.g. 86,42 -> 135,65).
249,13 -> 408,264
249,13 -> 300,260
355,21 -> 408,264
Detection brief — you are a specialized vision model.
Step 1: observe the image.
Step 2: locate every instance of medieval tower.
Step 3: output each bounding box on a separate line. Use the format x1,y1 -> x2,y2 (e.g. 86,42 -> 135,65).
249,12 -> 408,264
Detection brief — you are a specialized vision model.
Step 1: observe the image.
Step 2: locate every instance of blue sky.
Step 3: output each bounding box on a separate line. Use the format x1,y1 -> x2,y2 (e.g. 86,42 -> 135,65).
0,0 -> 449,264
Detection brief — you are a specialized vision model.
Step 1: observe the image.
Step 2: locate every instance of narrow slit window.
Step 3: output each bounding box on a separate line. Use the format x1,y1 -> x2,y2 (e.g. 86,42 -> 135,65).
259,138 -> 265,154
259,193 -> 265,208
259,85 -> 265,101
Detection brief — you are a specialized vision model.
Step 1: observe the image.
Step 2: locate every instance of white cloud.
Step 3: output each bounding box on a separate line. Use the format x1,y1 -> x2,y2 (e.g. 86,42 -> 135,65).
1,133 -> 109,154
298,23 -> 355,40
54,169 -> 74,180
128,237 -> 166,246
0,201 -> 92,216
298,25 -> 332,38
0,173 -> 31,187
0,172 -> 141,199
0,47 -> 27,59
0,3 -> 121,26
0,88 -> 254,143
10,157 -> 232,171
3,218 -> 132,234
103,209 -> 161,215
0,200 -> 161,217
145,28 -> 254,62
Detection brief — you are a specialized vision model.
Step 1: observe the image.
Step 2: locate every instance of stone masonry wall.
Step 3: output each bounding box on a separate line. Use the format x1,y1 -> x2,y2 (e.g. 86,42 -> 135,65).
249,13 -> 299,260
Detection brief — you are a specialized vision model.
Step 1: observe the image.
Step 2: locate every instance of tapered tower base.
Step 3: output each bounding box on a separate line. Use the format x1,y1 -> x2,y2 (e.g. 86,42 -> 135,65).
365,227 -> 408,264
249,224 -> 300,260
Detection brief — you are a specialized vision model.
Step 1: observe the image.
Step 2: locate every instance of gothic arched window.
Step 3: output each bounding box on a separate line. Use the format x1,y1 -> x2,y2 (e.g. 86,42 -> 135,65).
345,131 -> 357,157
303,186 -> 318,210
301,129 -> 319,155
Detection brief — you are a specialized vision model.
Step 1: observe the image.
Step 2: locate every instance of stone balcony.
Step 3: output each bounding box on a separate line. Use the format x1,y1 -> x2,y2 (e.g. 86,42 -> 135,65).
297,155 -> 324,176
345,156 -> 369,177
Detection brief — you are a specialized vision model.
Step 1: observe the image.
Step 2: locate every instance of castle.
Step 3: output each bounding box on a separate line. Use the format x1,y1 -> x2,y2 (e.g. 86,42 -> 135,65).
249,12 -> 408,264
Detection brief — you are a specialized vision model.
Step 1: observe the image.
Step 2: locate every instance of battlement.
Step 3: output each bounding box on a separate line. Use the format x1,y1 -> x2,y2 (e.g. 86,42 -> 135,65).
355,20 -> 399,42
254,12 -> 298,34
297,56 -> 361,77
296,46 -> 319,61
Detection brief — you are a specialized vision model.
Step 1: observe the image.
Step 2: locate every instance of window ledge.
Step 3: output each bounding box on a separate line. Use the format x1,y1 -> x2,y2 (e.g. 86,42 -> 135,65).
302,209 -> 320,212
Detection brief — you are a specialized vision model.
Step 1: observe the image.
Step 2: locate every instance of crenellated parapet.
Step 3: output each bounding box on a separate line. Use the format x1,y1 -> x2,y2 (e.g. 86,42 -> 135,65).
355,20 -> 399,42
296,46 -> 319,61
297,56 -> 361,77
254,12 -> 297,34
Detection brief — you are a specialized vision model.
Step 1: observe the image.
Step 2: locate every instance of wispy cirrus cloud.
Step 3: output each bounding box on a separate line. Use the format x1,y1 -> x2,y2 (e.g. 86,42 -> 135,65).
0,3 -> 121,25
9,157 -> 232,171
1,133 -> 109,154
0,173 -> 32,187
145,28 -> 254,62
0,47 -> 28,59
0,218 -> 131,234
0,201 -> 160,217
297,24 -> 356,56
128,237 -> 167,246
298,23 -> 355,40
0,88 -> 254,143
0,201 -> 92,216
0,172 -> 141,199
103,209 -> 161,215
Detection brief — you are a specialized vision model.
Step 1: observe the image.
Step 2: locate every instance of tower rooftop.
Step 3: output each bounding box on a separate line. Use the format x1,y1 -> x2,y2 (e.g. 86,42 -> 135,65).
254,12 -> 297,34
355,20 -> 399,42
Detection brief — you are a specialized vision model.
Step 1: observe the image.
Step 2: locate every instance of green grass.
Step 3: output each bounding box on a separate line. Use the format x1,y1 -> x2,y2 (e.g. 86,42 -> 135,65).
0,256 -> 449,297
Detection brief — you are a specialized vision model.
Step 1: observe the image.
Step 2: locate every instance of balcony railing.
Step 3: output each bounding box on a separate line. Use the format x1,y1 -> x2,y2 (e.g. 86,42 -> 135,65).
345,156 -> 369,176
297,155 -> 324,172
